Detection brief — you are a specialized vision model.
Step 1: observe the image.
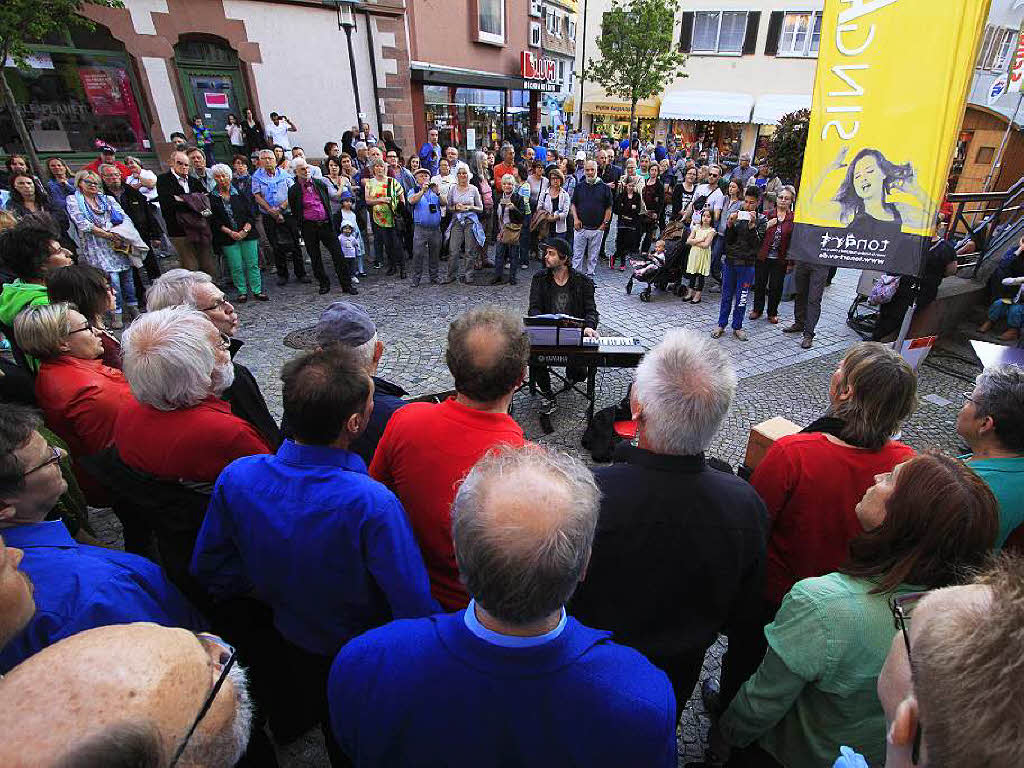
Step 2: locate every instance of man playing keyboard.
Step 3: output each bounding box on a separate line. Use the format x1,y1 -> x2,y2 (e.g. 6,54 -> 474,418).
528,238 -> 599,414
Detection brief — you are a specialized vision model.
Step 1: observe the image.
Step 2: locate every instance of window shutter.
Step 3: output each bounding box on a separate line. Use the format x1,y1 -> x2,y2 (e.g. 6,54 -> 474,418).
679,11 -> 694,52
765,11 -> 784,56
742,11 -> 760,55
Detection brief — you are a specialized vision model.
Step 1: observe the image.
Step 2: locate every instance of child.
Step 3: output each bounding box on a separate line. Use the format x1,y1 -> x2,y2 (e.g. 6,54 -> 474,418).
338,191 -> 365,277
713,186 -> 765,341
631,239 -> 666,281
408,166 -> 442,285
192,116 -> 215,166
683,208 -> 715,304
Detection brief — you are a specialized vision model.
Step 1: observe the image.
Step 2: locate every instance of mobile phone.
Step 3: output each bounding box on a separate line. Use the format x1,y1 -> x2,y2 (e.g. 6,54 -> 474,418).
737,211 -> 752,222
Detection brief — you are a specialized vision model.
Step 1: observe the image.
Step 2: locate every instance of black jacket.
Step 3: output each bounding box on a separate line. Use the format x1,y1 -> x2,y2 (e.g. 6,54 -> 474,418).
724,214 -> 767,266
224,338 -> 281,448
208,190 -> 258,248
569,444 -> 766,693
528,268 -> 599,329
287,177 -> 333,225
108,183 -> 159,243
156,171 -> 208,238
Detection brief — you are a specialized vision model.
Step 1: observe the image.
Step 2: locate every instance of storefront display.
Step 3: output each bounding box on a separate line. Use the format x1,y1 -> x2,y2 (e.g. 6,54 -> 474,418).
674,120 -> 744,163
584,100 -> 660,142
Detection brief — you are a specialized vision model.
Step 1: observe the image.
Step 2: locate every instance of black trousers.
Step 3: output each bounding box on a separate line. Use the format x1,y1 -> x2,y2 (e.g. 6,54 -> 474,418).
646,647 -> 706,725
612,225 -> 641,268
262,213 -> 305,279
301,219 -> 351,289
717,597 -> 781,715
753,258 -> 788,317
529,363 -> 587,396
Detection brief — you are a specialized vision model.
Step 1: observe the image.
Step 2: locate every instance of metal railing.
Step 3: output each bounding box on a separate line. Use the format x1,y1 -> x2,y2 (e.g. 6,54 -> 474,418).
946,177 -> 1024,277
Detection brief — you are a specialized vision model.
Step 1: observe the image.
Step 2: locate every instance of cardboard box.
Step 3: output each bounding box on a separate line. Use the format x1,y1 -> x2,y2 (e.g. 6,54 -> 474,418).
744,417 -> 801,470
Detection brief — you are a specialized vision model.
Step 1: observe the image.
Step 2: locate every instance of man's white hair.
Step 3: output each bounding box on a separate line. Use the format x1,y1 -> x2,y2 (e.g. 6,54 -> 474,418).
122,307 -> 222,411
349,332 -> 379,371
632,328 -> 737,455
146,269 -> 213,312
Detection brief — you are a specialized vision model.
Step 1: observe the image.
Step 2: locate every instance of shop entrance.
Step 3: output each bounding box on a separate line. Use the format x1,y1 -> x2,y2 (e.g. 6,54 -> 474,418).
174,37 -> 248,163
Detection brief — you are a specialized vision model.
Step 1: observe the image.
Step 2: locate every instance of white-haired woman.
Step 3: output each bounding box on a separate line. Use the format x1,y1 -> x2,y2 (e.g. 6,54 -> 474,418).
208,163 -> 266,303
443,166 -> 484,284
65,169 -> 138,327
492,173 -> 528,285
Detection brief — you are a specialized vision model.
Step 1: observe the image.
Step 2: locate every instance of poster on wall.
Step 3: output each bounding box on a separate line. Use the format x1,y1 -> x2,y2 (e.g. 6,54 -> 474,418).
78,66 -> 145,149
789,0 -> 990,277
204,92 -> 229,109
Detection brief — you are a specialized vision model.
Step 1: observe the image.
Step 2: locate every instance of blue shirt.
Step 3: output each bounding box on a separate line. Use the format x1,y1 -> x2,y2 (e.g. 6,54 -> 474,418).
463,599 -> 566,647
349,376 -> 407,466
0,521 -> 202,673
654,145 -> 668,161
328,611 -> 677,768
190,440 -> 438,657
533,145 -> 548,163
251,167 -> 293,208
571,179 -> 614,229
411,189 -> 442,229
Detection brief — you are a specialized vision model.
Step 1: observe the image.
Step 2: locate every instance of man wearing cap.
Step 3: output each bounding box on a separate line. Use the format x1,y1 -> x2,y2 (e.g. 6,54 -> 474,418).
529,238 -> 599,415
192,346 -> 438,760
314,301 -> 409,466
408,168 -> 443,285
83,143 -> 132,178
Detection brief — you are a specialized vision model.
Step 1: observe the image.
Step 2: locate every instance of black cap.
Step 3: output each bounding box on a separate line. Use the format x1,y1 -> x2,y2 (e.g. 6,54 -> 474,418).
543,237 -> 571,260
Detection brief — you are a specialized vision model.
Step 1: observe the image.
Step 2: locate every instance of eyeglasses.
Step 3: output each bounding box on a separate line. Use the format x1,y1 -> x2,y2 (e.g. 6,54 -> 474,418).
200,296 -> 232,313
68,321 -> 95,336
890,592 -> 927,764
962,391 -> 975,404
24,445 -> 62,477
168,633 -> 237,767
81,179 -> 100,186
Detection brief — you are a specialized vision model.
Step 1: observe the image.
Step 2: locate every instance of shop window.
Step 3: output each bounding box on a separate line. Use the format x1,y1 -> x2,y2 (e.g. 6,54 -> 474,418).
1,49 -> 149,156
692,10 -> 748,54
776,11 -> 821,57
975,146 -> 995,165
477,0 -> 505,45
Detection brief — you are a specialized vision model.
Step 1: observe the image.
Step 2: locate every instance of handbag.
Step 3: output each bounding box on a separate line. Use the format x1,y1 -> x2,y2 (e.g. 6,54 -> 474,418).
500,221 -> 522,245
868,274 -> 901,305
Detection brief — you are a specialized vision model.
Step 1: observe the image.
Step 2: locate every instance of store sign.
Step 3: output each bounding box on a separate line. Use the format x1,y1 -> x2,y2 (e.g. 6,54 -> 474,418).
521,50 -> 556,83
789,0 -> 989,276
522,79 -> 558,92
1009,21 -> 1024,93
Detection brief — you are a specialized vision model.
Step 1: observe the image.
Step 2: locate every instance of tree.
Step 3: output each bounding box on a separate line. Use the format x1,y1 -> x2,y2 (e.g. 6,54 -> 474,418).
765,109 -> 811,190
0,0 -> 122,179
583,0 -> 687,143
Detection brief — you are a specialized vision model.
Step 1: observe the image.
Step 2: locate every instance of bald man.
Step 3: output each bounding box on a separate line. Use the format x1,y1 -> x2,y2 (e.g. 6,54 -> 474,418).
0,623 -> 252,767
333,444 -> 677,768
869,557 -> 1024,768
369,307 -> 528,610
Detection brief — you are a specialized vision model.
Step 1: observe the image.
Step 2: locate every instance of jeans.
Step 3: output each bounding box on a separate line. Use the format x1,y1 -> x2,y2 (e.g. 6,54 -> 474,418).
793,261 -> 830,337
302,219 -> 351,289
222,239 -> 262,295
753,258 -> 788,317
494,242 -> 518,283
573,228 -> 603,275
108,269 -> 137,312
412,226 -> 441,282
718,261 -> 755,330
447,218 -> 477,280
261,213 -> 305,279
988,299 -> 1024,328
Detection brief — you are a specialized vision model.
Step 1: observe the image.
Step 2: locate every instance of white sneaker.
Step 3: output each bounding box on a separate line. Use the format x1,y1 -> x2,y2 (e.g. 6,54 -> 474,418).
351,276 -> 360,284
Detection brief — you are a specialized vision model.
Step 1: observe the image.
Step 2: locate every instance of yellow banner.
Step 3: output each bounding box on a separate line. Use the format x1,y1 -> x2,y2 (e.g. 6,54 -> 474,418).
585,101 -> 660,119
791,0 -> 990,275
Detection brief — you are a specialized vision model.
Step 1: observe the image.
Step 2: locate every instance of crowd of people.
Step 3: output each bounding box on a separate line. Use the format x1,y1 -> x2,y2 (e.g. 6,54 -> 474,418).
0,123 -> 1023,768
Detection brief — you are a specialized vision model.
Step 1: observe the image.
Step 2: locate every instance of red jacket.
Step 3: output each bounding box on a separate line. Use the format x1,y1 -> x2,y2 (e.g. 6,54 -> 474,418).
756,211 -> 795,262
114,395 -> 271,484
752,432 -> 915,605
35,356 -> 133,505
83,158 -> 133,179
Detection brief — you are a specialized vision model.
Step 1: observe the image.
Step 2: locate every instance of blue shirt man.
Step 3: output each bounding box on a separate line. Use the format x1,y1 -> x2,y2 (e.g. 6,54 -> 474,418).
191,350 -> 437,659
418,129 -> 442,176
411,186 -> 442,229
251,164 -> 293,209
0,521 -> 202,673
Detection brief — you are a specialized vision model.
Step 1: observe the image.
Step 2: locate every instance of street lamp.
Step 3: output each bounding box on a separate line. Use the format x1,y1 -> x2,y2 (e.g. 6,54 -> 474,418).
323,0 -> 363,128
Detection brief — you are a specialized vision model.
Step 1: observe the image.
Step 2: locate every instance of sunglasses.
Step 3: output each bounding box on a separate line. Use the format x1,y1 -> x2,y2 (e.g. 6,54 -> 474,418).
168,634 -> 237,767
890,592 -> 927,764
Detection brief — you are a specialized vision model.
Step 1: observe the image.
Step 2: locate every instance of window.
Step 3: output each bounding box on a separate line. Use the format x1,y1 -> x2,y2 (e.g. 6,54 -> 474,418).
545,8 -> 560,36
976,146 -> 995,164
530,21 -> 541,47
980,27 -> 1016,71
568,20 -> 577,41
692,10 -> 748,54
529,0 -> 542,18
477,0 -> 504,45
778,11 -> 822,56
558,59 -> 566,84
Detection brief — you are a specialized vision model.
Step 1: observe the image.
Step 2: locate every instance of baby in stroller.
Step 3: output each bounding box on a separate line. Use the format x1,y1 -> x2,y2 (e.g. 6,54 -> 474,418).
626,238 -> 688,302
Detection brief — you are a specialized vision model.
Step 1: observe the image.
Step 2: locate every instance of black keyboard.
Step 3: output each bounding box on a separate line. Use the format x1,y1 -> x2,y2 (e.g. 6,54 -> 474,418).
531,342 -> 645,369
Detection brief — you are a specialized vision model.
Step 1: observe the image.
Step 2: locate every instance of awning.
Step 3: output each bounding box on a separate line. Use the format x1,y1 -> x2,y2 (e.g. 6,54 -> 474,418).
583,100 -> 660,119
752,94 -> 811,124
659,90 -> 754,123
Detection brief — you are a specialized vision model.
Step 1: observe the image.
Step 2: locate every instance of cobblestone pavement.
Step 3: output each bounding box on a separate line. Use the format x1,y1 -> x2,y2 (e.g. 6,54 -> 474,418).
93,240 -> 981,766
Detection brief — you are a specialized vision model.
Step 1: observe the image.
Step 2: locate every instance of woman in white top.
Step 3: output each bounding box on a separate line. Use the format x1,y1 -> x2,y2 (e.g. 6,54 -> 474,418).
537,169 -> 570,243
431,158 -> 457,217
226,114 -> 246,153
443,166 -> 484,284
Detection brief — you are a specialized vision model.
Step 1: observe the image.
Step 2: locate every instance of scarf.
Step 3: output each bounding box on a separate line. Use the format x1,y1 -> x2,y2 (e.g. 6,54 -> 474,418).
74,190 -> 123,228
801,415 -> 876,450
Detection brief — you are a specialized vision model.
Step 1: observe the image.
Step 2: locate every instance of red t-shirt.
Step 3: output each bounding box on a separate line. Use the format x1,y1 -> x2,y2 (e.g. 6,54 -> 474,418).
752,432 -> 916,605
114,396 -> 271,483
369,397 -> 525,610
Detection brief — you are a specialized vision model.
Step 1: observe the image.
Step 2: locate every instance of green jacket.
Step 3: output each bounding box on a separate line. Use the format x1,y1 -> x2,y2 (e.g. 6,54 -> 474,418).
0,280 -> 50,371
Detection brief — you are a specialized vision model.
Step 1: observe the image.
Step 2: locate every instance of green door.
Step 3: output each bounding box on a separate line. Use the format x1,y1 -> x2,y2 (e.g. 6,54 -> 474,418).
174,39 -> 248,163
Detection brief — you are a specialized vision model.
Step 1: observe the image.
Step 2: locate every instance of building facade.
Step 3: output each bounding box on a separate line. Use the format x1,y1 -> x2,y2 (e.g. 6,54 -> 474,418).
0,0 -> 413,167
529,0 -> 578,131
574,1 -> 820,160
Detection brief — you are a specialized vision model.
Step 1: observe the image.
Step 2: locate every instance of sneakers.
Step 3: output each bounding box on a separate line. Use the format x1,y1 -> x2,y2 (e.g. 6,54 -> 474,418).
783,323 -> 804,334
254,292 -> 270,301
351,276 -> 359,284
318,282 -> 330,295
711,326 -> 724,339
801,335 -> 814,349
733,328 -> 749,341
346,286 -> 359,295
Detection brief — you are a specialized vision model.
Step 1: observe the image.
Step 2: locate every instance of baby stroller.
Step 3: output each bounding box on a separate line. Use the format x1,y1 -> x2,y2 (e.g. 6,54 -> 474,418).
625,229 -> 688,302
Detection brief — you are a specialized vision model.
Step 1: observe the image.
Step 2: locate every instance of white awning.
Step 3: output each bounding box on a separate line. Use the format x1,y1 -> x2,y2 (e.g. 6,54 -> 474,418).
751,94 -> 811,124
659,90 -> 754,123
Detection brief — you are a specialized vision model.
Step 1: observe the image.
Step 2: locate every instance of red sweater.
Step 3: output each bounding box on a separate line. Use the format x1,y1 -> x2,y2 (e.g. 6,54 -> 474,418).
752,432 -> 915,605
370,397 -> 525,610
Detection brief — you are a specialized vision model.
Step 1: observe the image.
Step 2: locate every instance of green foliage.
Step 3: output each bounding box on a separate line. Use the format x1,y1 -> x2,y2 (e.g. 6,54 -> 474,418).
0,0 -> 123,65
765,108 -> 811,190
583,0 -> 687,129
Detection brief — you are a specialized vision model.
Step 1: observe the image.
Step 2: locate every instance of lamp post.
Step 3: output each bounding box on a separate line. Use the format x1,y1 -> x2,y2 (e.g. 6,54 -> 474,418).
325,0 -> 363,128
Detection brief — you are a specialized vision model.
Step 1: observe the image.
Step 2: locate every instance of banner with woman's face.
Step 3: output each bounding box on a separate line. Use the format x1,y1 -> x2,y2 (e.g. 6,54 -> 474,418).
790,0 -> 990,277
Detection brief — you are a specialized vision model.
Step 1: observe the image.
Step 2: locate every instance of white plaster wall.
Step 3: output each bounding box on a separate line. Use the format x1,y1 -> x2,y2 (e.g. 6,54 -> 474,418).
221,0 -> 379,152
142,56 -> 183,139
124,0 -> 168,36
